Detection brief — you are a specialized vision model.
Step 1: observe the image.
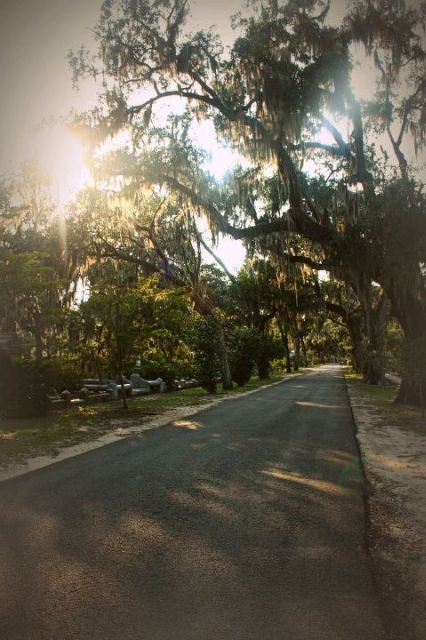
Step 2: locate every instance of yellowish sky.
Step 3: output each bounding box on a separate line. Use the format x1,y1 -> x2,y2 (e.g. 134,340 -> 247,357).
0,0 -> 243,173
0,0 -> 100,170
0,0 -> 247,270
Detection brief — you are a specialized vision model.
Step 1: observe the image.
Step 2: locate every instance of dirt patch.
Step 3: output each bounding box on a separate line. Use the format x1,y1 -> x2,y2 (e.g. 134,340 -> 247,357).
347,382 -> 426,640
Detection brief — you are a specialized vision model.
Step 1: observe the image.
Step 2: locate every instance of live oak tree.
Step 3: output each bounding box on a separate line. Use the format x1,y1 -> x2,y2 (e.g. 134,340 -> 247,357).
71,0 -> 426,404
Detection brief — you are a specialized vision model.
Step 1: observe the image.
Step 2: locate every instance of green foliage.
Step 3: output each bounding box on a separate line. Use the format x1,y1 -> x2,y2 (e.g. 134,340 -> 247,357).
34,359 -> 82,393
80,284 -> 141,376
229,327 -> 258,386
255,334 -> 284,379
136,357 -> 193,390
229,327 -> 283,385
384,319 -> 403,372
0,355 -> 50,418
0,169 -> 90,365
307,315 -> 352,365
188,314 -> 221,393
2,0 -> 422,411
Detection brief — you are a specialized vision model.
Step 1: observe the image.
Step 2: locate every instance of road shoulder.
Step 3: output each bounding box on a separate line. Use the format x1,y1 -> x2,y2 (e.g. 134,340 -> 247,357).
345,376 -> 426,640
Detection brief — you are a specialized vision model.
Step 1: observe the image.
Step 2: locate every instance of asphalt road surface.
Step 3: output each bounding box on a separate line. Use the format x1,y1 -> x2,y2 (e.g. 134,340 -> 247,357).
0,365 -> 386,640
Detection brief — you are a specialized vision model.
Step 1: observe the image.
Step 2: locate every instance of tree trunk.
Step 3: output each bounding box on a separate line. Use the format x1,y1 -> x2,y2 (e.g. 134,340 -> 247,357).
324,300 -> 364,373
382,270 -> 426,407
293,333 -> 300,372
33,311 -> 43,364
362,352 -> 384,385
119,372 -> 129,409
285,343 -> 292,372
396,378 -> 426,407
351,343 -> 364,373
361,298 -> 389,385
217,322 -> 233,390
115,303 -> 128,409
301,336 -> 308,368
351,280 -> 389,385
277,321 -> 291,373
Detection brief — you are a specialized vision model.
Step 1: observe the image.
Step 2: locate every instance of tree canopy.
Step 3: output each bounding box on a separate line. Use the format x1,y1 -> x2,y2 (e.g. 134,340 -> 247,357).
1,0 -> 425,412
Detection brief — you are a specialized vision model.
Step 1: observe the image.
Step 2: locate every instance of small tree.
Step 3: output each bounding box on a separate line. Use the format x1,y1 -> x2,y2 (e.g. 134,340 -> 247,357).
255,334 -> 283,380
80,274 -> 144,408
229,327 -> 258,386
189,314 -> 221,393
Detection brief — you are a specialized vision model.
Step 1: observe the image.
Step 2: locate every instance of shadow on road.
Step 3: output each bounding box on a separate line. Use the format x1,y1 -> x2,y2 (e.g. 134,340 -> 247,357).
0,366 -> 384,640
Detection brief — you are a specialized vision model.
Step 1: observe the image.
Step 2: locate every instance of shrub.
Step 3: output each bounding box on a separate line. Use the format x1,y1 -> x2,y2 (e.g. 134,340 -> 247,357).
0,355 -> 50,418
135,354 -> 193,388
271,357 -> 288,373
189,314 -> 221,393
229,327 -> 257,386
35,359 -> 81,392
255,335 -> 284,379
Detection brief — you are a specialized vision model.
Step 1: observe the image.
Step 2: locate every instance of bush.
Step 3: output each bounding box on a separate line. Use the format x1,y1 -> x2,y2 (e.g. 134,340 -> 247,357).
35,359 -> 81,392
229,327 -> 257,386
189,314 -> 221,393
137,359 -> 172,387
271,357 -> 289,374
229,329 -> 284,384
136,357 -> 194,390
255,335 -> 284,379
0,355 -> 50,418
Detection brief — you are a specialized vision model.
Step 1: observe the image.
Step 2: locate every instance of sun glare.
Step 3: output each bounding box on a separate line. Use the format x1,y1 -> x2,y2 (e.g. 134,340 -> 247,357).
35,125 -> 92,207
191,120 -> 245,181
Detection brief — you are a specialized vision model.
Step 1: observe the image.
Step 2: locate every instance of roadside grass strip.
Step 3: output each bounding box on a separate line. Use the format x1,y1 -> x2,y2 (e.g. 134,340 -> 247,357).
0,372 -> 299,468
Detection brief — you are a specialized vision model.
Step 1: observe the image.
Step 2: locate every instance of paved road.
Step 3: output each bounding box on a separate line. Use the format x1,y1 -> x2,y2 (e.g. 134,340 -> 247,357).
0,365 -> 386,640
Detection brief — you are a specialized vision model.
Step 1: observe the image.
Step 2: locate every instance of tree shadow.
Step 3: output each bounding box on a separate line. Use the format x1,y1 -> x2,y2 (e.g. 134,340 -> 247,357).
0,379 -> 383,640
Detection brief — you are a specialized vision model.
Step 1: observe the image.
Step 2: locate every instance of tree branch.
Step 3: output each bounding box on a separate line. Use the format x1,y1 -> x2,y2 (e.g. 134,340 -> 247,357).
321,117 -> 351,158
285,253 -> 329,271
198,234 -> 236,282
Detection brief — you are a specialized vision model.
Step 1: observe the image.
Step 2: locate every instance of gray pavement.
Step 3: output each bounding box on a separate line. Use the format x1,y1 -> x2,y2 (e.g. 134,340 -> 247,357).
0,365 -> 386,639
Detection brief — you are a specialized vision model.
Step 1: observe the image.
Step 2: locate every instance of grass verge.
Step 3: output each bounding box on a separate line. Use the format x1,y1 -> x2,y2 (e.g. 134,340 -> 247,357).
0,372 -> 296,467
345,372 -> 425,434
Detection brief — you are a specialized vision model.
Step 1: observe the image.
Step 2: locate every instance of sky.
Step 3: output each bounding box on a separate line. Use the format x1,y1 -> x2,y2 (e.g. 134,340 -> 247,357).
0,0 -> 100,170
0,0 -> 243,172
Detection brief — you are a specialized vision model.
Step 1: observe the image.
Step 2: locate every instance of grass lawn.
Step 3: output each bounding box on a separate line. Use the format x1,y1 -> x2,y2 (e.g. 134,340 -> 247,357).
345,371 -> 425,435
0,371 -> 296,467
